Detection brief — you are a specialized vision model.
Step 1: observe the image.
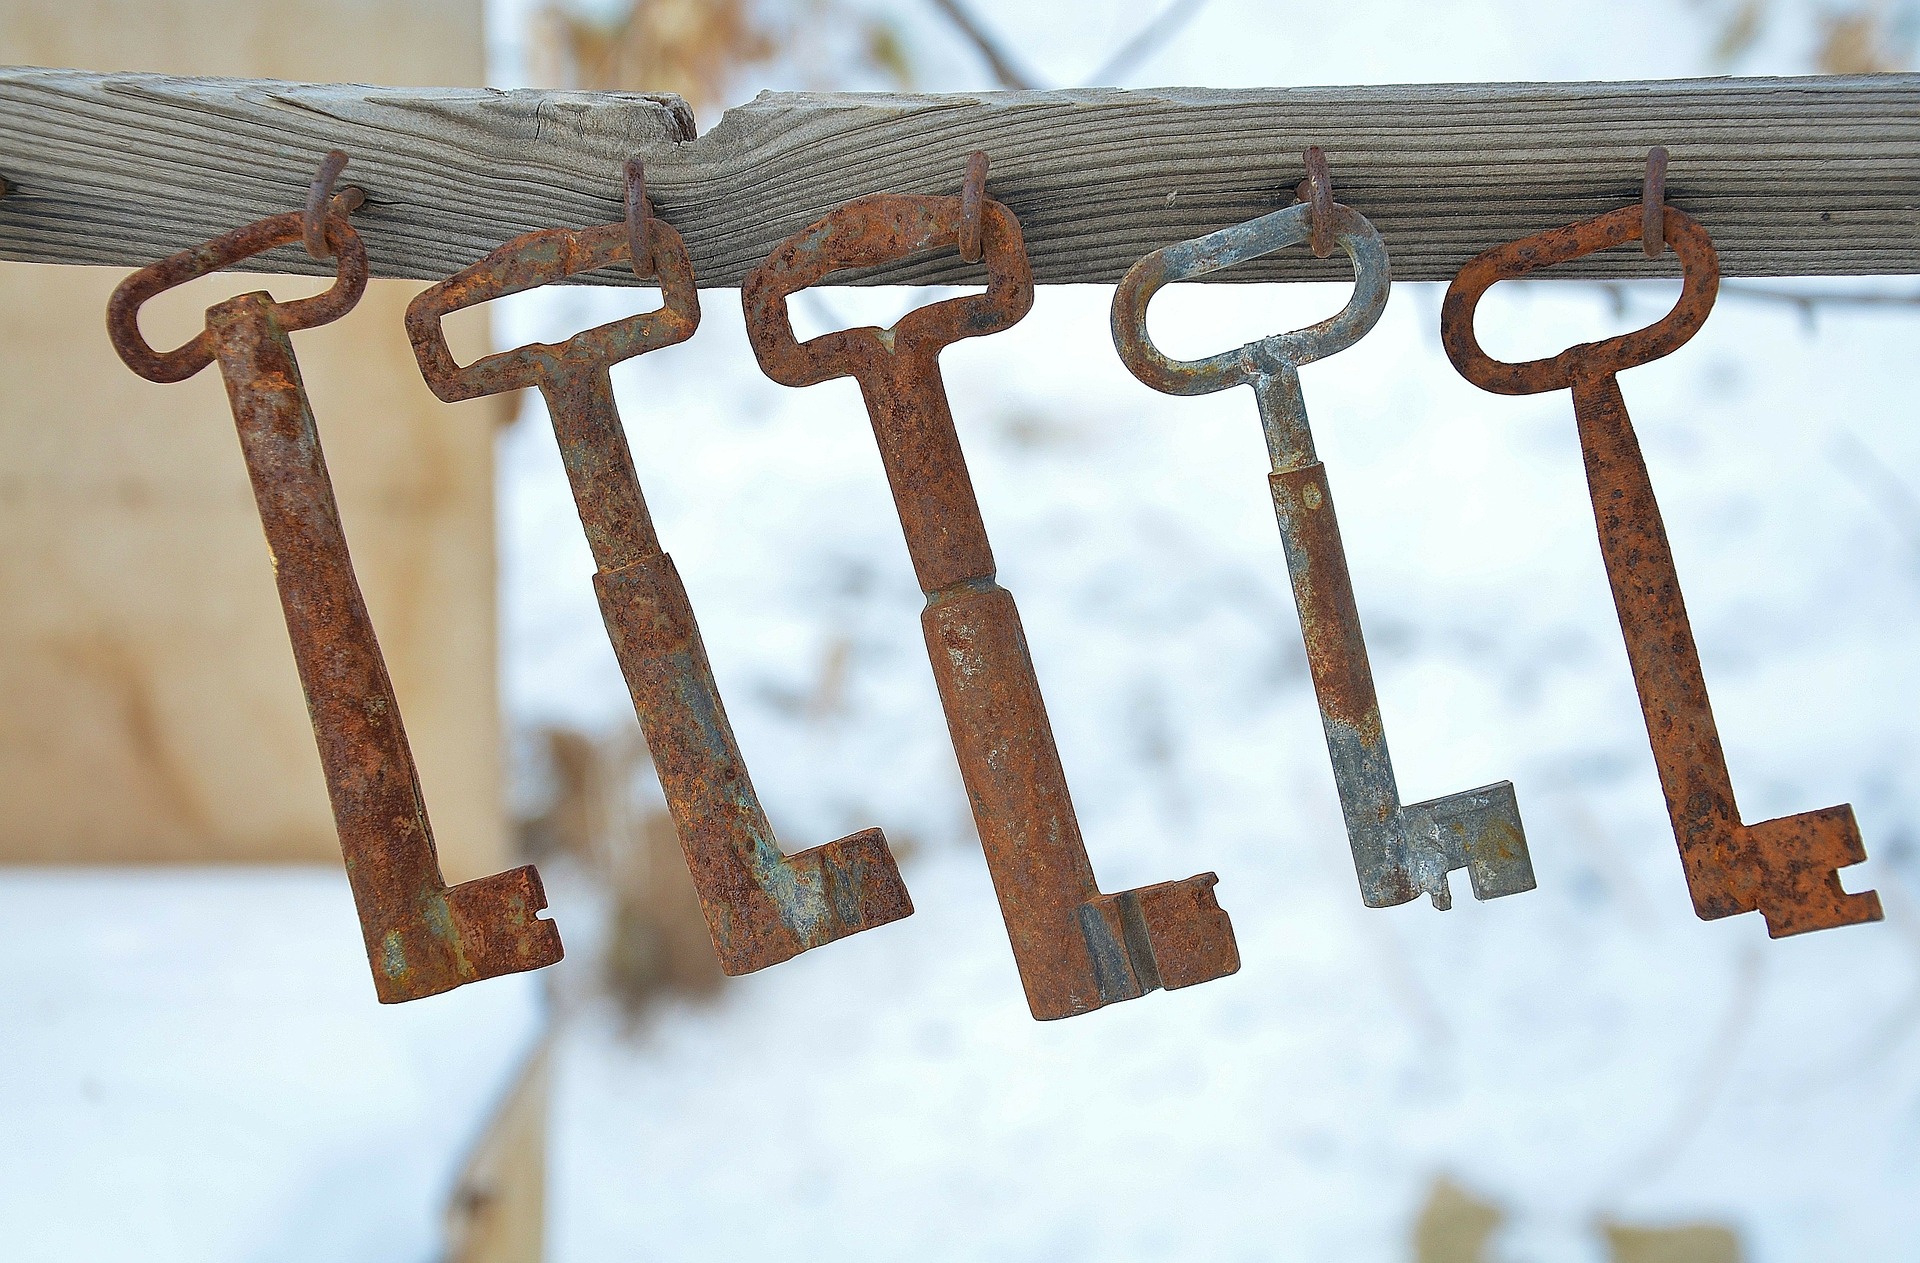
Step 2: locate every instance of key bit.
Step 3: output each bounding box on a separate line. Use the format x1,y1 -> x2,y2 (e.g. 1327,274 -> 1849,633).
1441,198 -> 1882,938
742,164 -> 1240,1021
407,190 -> 911,976
1113,197 -> 1535,911
106,204 -> 563,1002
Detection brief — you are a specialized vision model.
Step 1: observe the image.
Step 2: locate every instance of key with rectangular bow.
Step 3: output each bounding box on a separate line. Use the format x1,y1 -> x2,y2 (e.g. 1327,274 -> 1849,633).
407,169 -> 911,976
742,158 -> 1239,1021
1441,197 -> 1882,938
106,188 -> 563,1002
1112,193 -> 1536,911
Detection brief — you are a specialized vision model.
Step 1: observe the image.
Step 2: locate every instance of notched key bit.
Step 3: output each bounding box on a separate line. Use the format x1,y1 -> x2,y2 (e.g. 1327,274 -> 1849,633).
407,207 -> 910,976
742,176 -> 1239,1021
1442,200 -> 1882,938
1114,199 -> 1535,911
106,208 -> 562,1001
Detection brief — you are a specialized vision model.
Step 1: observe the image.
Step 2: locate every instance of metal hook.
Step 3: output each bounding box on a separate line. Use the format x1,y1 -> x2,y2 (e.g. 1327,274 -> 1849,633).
624,157 -> 653,276
958,151 -> 990,264
1294,145 -> 1336,259
303,150 -> 365,261
1642,146 -> 1669,259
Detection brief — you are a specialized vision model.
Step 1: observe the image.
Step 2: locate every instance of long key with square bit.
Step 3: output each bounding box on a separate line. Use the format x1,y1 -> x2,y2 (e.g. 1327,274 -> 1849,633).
408,205 -> 911,976
107,209 -> 563,1001
1113,199 -> 1536,911
1441,201 -> 1882,937
742,183 -> 1239,1021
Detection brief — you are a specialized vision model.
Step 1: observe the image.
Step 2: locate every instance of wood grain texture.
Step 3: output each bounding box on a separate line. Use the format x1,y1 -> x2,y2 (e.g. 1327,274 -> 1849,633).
0,69 -> 695,284
2,69 -> 1917,285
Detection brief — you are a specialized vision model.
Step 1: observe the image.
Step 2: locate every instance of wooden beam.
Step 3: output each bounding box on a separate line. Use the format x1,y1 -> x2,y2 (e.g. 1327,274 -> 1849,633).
1,68 -> 1917,286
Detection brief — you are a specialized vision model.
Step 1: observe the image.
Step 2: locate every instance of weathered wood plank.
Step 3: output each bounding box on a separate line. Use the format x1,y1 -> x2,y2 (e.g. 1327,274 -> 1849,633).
1,68 -> 1916,285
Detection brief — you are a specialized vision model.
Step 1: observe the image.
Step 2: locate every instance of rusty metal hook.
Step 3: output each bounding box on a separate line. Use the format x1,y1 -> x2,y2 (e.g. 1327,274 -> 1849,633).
302,149 -> 365,261
1294,145 -> 1336,259
958,151 -> 990,263
1642,146 -> 1669,259
624,156 -> 652,277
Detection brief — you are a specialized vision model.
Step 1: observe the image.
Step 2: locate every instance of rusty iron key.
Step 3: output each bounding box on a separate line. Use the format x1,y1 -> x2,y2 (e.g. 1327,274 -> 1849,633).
742,172 -> 1240,1021
1441,200 -> 1883,937
407,188 -> 912,976
106,206 -> 564,1002
1113,198 -> 1536,911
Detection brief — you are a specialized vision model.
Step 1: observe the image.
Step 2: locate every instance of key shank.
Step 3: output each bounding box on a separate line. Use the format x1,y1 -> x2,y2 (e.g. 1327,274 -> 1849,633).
864,347 -> 1238,1019
549,362 -> 913,973
214,294 -> 562,1001
1256,370 -> 1532,908
1571,369 -> 1882,936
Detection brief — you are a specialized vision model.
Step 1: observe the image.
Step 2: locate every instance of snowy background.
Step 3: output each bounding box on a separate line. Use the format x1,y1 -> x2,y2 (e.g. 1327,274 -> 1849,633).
487,0 -> 1920,1258
0,870 -> 546,1261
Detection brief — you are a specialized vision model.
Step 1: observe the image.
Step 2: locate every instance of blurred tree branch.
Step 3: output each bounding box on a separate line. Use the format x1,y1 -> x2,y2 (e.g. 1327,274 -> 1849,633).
1088,0 -> 1215,84
1721,281 -> 1920,319
1830,430 -> 1920,569
1599,280 -> 1920,332
927,0 -> 1215,89
925,0 -> 1039,88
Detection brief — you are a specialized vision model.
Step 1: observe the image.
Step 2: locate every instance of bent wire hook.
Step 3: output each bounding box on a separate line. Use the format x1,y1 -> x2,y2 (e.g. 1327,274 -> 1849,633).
407,171 -> 912,975
1113,194 -> 1536,911
106,196 -> 563,1002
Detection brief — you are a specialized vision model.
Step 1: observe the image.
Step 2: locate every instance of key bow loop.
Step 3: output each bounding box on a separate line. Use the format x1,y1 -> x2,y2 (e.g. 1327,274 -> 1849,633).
108,210 -> 368,384
407,218 -> 698,403
1440,203 -> 1718,396
1112,200 -> 1390,398
742,192 -> 1033,386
